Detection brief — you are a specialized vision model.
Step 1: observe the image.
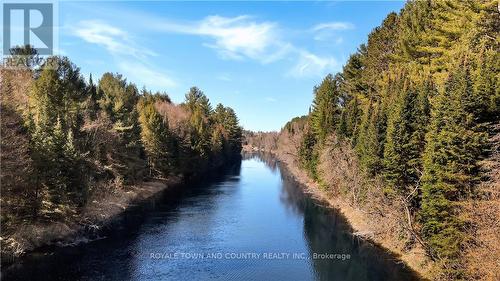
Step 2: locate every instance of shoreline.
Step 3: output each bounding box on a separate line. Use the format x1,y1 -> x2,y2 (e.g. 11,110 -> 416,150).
1,151 -> 432,278
245,147 -> 433,280
0,177 -> 183,266
1,158 -> 242,267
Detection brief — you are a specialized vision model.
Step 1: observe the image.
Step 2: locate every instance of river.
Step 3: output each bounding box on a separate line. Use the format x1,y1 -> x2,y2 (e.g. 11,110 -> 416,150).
2,154 -> 420,281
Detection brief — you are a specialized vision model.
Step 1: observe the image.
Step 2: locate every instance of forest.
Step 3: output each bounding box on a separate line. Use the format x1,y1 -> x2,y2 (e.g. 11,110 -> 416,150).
1,47 -> 242,258
1,0 -> 499,280
244,1 -> 499,280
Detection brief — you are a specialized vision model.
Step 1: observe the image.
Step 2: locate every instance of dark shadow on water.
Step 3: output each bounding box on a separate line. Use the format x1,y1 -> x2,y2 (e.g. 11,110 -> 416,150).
2,154 -> 421,281
1,162 -> 242,281
249,152 -> 422,281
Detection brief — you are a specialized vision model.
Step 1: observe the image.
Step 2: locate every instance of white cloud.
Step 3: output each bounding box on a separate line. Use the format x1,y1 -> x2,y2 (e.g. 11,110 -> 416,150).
71,20 -> 177,89
154,15 -> 289,63
151,14 -> 339,78
70,14 -> 346,82
265,97 -> 277,102
312,22 -> 353,42
312,22 -> 354,31
118,61 -> 176,89
73,20 -> 156,59
287,51 -> 339,78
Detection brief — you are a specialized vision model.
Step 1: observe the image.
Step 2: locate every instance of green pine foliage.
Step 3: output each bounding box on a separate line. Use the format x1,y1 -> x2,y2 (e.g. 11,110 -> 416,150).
337,95 -> 362,143
184,87 -> 213,160
98,73 -> 142,146
310,74 -> 341,143
419,64 -> 488,262
295,1 -> 498,274
299,74 -> 342,181
27,57 -> 87,207
212,104 -> 243,157
137,100 -> 173,176
298,127 -> 319,180
4,50 -> 242,221
383,71 -> 431,196
355,102 -> 383,175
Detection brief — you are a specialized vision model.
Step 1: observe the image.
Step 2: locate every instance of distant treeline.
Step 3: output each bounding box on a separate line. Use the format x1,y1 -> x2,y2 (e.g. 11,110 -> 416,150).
245,1 -> 498,279
1,47 -> 242,225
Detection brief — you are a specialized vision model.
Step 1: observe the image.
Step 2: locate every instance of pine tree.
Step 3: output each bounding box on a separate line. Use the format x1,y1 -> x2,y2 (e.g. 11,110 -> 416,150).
98,73 -> 141,143
355,102 -> 381,175
345,95 -> 362,143
210,124 -> 225,157
184,87 -> 213,160
310,74 -> 341,143
98,73 -> 145,180
472,48 -> 499,122
221,107 -> 242,156
383,77 -> 429,195
342,52 -> 367,96
47,117 -> 67,203
27,57 -> 87,205
299,128 -> 319,180
363,12 -> 399,94
138,102 -> 172,176
85,73 -> 100,119
420,64 -> 487,261
337,110 -> 348,139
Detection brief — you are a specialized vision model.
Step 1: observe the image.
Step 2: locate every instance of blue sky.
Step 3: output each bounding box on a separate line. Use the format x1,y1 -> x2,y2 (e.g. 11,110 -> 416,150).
56,1 -> 405,131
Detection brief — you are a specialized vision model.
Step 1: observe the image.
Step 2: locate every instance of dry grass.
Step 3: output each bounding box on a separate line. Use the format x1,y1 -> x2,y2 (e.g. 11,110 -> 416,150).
1,178 -> 180,262
461,124 -> 500,280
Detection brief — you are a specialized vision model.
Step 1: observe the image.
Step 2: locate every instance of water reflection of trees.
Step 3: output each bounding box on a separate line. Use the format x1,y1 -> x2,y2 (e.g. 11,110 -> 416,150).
2,159 -> 244,281
257,153 -> 421,281
242,151 -> 278,172
278,164 -> 308,215
301,201 -> 421,281
222,158 -> 242,180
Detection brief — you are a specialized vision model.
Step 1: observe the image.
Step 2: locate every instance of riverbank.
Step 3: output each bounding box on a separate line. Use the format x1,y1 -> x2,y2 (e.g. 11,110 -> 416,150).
0,176 -> 181,265
244,145 -> 433,279
3,155 -> 422,281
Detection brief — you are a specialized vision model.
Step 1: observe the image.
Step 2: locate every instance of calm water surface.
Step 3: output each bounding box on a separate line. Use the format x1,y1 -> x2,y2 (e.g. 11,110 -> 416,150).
2,154 -> 420,281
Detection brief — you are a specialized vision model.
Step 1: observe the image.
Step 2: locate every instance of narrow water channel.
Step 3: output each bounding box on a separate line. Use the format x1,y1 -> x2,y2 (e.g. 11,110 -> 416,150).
2,154 -> 420,281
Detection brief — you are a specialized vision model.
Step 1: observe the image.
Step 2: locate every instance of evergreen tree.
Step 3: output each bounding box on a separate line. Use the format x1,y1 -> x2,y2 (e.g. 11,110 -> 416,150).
98,73 -> 140,134
344,95 -> 362,143
362,12 -> 399,95
97,73 -> 145,180
420,64 -> 487,261
383,75 -> 430,196
355,102 -> 382,175
310,74 -> 341,143
218,106 -> 243,156
210,124 -> 225,158
27,57 -> 87,205
472,48 -> 499,122
85,73 -> 100,119
138,101 -> 173,176
49,117 -> 68,203
299,127 -> 319,180
184,87 -> 213,159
